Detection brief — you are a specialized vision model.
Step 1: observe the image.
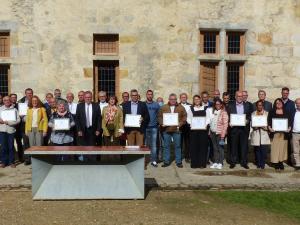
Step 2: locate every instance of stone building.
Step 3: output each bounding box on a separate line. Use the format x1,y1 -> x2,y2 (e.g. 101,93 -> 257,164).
0,0 -> 300,102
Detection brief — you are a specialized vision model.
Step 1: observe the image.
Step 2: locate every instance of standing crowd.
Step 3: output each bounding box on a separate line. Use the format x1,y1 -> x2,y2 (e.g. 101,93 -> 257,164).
0,87 -> 300,172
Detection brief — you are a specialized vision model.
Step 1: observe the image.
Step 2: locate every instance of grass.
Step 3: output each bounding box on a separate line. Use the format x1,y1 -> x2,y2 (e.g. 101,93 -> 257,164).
208,191 -> 300,221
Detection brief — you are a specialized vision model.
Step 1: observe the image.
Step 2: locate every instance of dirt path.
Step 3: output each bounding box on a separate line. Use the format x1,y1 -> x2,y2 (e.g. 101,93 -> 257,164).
0,190 -> 298,225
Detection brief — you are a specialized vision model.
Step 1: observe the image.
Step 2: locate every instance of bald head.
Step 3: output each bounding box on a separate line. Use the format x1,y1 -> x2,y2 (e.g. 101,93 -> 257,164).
295,98 -> 300,110
235,91 -> 243,104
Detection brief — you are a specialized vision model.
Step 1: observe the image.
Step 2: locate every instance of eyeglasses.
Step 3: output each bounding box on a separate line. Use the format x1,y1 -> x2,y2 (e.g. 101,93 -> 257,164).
131,95 -> 138,97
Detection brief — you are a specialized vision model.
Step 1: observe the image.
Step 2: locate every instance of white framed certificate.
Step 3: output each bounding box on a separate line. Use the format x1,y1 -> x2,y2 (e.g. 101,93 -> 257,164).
251,115 -> 267,127
230,114 -> 246,126
1,109 -> 17,122
125,114 -> 141,127
272,118 -> 288,132
18,103 -> 28,116
163,113 -> 179,126
54,118 -> 70,130
191,116 -> 206,130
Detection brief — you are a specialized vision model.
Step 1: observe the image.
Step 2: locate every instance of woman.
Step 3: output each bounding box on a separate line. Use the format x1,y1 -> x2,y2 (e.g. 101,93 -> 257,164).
251,100 -> 270,169
25,96 -> 48,147
207,98 -> 229,170
186,95 -> 210,168
48,103 -> 75,146
102,96 -> 124,146
0,96 -> 20,168
268,98 -> 291,170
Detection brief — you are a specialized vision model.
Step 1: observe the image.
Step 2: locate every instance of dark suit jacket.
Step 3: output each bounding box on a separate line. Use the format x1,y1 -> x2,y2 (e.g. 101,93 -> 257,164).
122,101 -> 150,133
75,102 -> 101,133
227,101 -> 252,130
284,99 -> 296,117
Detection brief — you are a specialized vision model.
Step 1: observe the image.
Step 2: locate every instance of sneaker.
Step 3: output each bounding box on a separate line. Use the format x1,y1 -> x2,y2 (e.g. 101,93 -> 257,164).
210,163 -> 218,169
216,164 -> 223,170
151,161 -> 158,167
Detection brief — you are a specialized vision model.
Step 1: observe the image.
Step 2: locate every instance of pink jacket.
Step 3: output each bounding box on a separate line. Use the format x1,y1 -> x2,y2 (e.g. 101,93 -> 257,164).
210,109 -> 229,138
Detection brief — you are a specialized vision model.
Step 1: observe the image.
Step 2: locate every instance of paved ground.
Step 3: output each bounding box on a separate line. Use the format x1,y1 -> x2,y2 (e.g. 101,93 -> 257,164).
1,160 -> 300,191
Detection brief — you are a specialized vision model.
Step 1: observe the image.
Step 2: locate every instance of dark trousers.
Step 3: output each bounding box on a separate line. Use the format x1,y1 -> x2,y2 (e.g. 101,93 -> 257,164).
0,132 -> 15,166
254,145 -> 267,169
230,127 -> 248,166
181,124 -> 190,160
78,128 -> 97,146
22,132 -> 30,163
15,129 -> 24,162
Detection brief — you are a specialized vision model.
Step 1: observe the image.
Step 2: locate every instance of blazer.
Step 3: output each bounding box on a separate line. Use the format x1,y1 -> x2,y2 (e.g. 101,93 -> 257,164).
75,102 -> 101,133
250,111 -> 271,146
102,105 -> 124,137
122,101 -> 150,133
25,107 -> 48,134
227,101 -> 252,130
283,99 -> 296,116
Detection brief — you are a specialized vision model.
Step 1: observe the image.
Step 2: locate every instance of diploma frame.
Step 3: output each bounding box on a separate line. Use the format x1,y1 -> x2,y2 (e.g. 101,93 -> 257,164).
163,113 -> 179,126
1,109 -> 17,122
18,103 -> 28,116
191,116 -> 206,130
54,118 -> 70,131
272,118 -> 288,132
230,114 -> 246,127
124,114 -> 141,128
251,115 -> 268,128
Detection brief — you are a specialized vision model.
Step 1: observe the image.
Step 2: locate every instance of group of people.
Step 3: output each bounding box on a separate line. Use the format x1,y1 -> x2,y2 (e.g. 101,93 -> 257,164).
0,86 -> 299,172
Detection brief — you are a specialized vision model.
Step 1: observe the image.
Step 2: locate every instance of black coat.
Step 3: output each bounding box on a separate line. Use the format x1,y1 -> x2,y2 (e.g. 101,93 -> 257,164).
227,101 -> 252,131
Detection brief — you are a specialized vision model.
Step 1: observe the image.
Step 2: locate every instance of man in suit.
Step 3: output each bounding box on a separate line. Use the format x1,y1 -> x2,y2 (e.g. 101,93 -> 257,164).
252,90 -> 272,112
76,91 -> 101,146
201,91 -> 213,108
122,89 -> 150,146
228,91 -> 252,169
77,91 -> 85,104
291,98 -> 300,170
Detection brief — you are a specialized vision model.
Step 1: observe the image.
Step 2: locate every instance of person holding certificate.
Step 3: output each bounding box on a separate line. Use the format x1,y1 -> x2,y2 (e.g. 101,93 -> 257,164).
250,100 -> 270,169
102,96 -> 124,146
207,98 -> 229,170
48,103 -> 75,146
0,96 -> 20,168
227,91 -> 252,169
291,98 -> 300,170
186,95 -> 211,168
158,93 -> 187,168
268,98 -> 291,170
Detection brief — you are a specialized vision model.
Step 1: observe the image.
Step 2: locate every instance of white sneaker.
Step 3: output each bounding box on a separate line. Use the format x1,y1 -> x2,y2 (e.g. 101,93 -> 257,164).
210,163 -> 218,169
216,164 -> 223,170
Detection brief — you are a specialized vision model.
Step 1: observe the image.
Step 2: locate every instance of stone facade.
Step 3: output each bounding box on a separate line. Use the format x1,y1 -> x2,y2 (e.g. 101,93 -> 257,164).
0,0 -> 300,102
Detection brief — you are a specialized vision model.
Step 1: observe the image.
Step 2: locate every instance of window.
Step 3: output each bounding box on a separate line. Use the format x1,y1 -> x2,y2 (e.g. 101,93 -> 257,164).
226,63 -> 244,100
0,32 -> 10,57
0,64 -> 10,96
200,62 -> 218,97
94,61 -> 119,99
200,31 -> 219,54
93,34 -> 119,55
226,32 -> 245,55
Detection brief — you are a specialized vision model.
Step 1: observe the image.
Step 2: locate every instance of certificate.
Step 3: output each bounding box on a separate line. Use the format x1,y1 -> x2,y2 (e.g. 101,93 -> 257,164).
251,115 -> 267,127
191,116 -> 206,130
18,103 -> 28,116
272,118 -> 288,132
230,114 -> 246,126
54,118 -> 70,130
1,109 -> 17,122
163,113 -> 179,126
124,114 -> 141,127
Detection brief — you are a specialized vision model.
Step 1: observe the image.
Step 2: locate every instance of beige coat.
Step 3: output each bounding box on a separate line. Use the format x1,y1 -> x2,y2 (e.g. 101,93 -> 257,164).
250,111 -> 271,146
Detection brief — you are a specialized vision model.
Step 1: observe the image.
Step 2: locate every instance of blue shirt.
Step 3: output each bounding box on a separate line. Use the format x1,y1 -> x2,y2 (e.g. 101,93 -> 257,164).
146,101 -> 160,128
131,101 -> 138,115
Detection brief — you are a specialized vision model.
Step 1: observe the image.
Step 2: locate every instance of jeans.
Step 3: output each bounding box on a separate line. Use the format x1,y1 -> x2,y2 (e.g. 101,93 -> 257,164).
0,132 -> 15,166
210,132 -> 224,164
163,132 -> 182,164
145,127 -> 158,162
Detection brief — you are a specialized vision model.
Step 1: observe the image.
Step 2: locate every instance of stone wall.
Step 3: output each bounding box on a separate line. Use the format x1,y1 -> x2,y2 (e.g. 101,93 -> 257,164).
0,0 -> 299,102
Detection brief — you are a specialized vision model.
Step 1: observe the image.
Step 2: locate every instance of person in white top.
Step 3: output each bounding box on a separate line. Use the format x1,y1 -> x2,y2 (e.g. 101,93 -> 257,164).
98,91 -> 108,112
66,92 -> 77,115
292,98 -> 300,169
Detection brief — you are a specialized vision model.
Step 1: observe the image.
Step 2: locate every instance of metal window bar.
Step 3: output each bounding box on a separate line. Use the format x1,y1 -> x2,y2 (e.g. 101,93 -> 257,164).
0,65 -> 9,96
98,64 -> 116,97
227,33 -> 241,54
0,37 -> 8,57
203,32 -> 216,54
227,64 -> 240,100
94,35 -> 118,54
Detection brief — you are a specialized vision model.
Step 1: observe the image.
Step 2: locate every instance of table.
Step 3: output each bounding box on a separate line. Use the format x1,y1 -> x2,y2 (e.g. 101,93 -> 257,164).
25,146 -> 150,200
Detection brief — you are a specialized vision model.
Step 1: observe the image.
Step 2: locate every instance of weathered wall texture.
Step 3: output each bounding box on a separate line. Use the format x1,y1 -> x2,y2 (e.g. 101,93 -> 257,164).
0,0 -> 300,102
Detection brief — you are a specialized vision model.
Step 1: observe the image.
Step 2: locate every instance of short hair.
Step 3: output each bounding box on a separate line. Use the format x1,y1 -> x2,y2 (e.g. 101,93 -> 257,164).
98,91 -> 107,96
3,96 -> 10,101
169,93 -> 177,99
146,89 -> 153,94
25,88 -> 33,94
46,93 -> 54,98
242,90 -> 248,94
282,87 -> 290,92
66,92 -> 74,98
295,98 -> 300,103
54,89 -> 61,92
122,91 -> 129,96
179,93 -> 188,98
258,90 -> 266,95
201,91 -> 209,96
85,91 -> 93,96
235,90 -> 243,96
130,89 -> 138,94
222,92 -> 230,97
9,93 -> 17,98
255,100 -> 264,107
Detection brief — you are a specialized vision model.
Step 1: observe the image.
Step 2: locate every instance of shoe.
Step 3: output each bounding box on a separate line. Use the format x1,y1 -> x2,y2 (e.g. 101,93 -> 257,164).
176,163 -> 183,168
0,164 -> 5,168
295,166 -> 300,171
185,158 -> 191,163
216,164 -> 223,170
24,161 -> 31,166
161,163 -> 170,168
242,165 -> 249,169
10,164 -> 16,168
279,162 -> 284,170
210,163 -> 218,169
151,161 -> 158,167
229,164 -> 235,169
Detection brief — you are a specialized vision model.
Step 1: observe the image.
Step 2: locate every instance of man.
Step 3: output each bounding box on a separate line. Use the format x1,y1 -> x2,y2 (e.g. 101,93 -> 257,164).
222,92 -> 231,109
120,91 -> 130,108
227,91 -> 252,169
54,88 -> 67,105
156,97 -> 164,162
158,93 -> 187,168
145,90 -> 160,167
66,92 -> 77,115
179,93 -> 192,162
44,93 -> 54,112
76,91 -> 101,146
78,91 -> 85,104
291,98 -> 300,170
252,90 -> 272,112
122,89 -> 150,146
98,91 -> 108,112
10,94 -> 23,162
0,94 -> 3,106
201,91 -> 213,108
19,88 -> 33,104
242,91 -> 254,113
213,89 -> 221,100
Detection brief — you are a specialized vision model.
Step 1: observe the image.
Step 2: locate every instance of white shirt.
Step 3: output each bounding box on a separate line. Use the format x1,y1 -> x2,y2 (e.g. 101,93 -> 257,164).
99,102 -> 108,113
180,102 -> 191,113
186,105 -> 210,126
85,103 -> 93,128
293,111 -> 300,133
68,102 -> 77,115
170,106 -> 175,113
